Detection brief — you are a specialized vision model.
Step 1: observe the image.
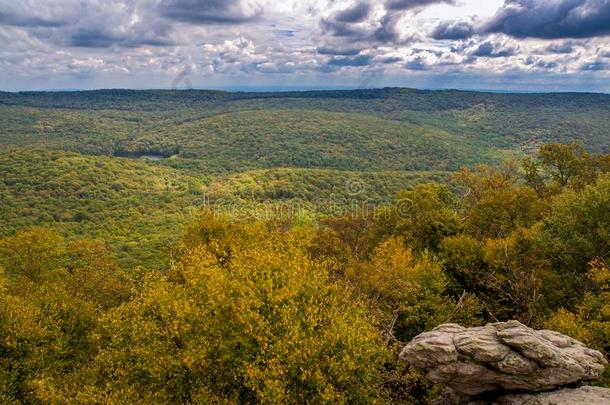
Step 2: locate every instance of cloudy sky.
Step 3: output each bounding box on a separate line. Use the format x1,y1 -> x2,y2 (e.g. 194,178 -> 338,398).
0,0 -> 609,92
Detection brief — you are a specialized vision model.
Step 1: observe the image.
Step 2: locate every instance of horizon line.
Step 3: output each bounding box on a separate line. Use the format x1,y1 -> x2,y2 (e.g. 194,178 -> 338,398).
2,86 -> 609,96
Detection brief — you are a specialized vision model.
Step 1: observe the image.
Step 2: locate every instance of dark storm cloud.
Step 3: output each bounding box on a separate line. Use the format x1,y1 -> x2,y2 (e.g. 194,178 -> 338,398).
66,7 -> 175,49
380,56 -> 402,64
317,46 -> 362,56
386,0 -> 456,11
319,2 -> 372,40
334,2 -> 371,23
581,60 -> 608,71
69,29 -> 123,48
327,54 -> 373,67
372,12 -> 401,43
545,41 -> 577,54
0,11 -> 67,27
523,56 -> 559,69
375,0 -> 456,44
321,0 -> 448,45
68,28 -> 175,48
0,0 -> 176,48
404,56 -> 431,70
482,0 -> 610,39
159,0 -> 262,24
320,18 -> 367,39
472,41 -> 519,58
0,1 -> 81,29
431,20 -> 474,40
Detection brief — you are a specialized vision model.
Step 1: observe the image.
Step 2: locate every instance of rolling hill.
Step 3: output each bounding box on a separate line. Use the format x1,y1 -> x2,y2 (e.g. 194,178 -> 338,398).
1,88 -> 608,266
1,88 -> 608,173
0,149 -> 451,267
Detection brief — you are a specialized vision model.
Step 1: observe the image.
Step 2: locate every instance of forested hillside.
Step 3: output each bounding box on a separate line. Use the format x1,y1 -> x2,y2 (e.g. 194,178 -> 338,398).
1,142 -> 609,403
0,89 -> 609,403
1,89 -> 609,173
1,89 -> 607,267
0,149 -> 449,267
0,149 -> 206,268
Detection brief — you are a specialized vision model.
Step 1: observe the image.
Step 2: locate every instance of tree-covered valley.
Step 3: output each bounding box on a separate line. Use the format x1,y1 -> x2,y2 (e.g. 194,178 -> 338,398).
0,89 -> 609,403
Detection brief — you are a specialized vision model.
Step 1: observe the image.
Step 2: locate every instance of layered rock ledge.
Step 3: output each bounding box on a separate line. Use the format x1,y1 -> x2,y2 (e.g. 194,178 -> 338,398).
400,320 -> 608,403
494,386 -> 610,404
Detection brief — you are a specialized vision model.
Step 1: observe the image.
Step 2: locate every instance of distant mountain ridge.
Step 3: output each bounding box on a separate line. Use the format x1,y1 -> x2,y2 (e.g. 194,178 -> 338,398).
1,88 -> 607,165
1,87 -> 609,111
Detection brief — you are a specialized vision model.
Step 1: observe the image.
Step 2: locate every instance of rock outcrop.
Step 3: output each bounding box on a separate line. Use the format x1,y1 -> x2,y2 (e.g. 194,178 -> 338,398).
494,386 -> 610,404
400,320 -> 608,402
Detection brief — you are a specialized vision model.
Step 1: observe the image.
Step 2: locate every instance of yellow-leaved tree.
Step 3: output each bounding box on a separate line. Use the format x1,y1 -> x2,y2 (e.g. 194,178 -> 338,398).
0,227 -> 67,282
45,212 -> 389,403
347,236 -> 481,344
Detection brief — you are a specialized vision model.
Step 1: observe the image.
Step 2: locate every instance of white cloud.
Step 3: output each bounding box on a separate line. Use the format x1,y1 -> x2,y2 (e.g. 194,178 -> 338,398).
0,0 -> 607,91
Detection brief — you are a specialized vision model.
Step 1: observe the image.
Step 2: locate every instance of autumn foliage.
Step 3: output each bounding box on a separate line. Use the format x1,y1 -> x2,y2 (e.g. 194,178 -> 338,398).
0,143 -> 609,403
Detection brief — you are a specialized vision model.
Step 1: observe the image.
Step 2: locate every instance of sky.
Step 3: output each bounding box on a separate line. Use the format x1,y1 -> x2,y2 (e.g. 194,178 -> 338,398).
0,0 -> 609,92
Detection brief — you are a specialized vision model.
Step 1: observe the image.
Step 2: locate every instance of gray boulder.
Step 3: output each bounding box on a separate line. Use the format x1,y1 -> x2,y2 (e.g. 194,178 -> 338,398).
400,320 -> 607,397
494,386 -> 610,404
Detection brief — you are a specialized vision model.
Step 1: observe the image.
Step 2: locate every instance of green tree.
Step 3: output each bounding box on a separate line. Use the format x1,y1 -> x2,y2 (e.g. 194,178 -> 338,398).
455,162 -> 547,239
0,227 -> 66,282
381,184 -> 461,253
441,228 -> 557,325
537,173 -> 610,306
347,237 -> 481,343
546,258 -> 610,384
538,142 -> 589,187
